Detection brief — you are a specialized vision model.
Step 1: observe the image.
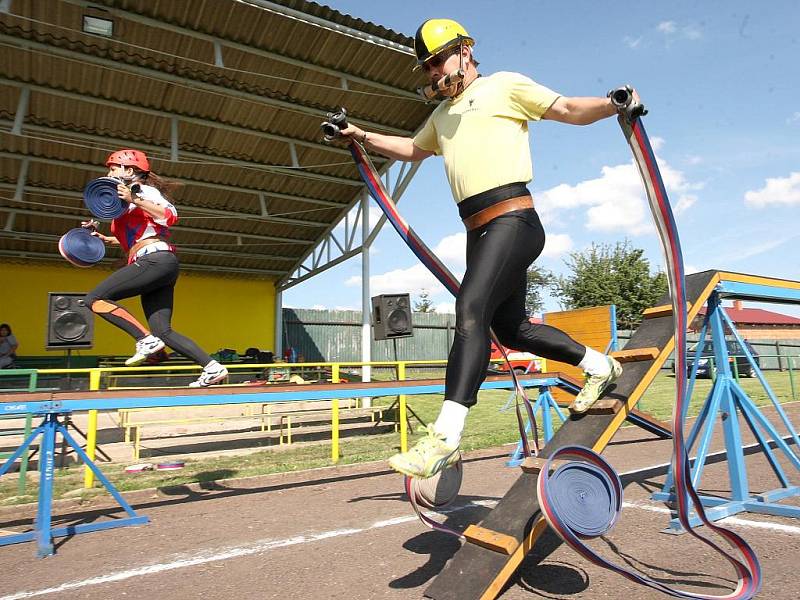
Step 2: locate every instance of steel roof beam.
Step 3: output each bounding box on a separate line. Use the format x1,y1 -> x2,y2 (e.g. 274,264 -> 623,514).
0,151 -> 350,209
1,118 -> 356,188
0,204 -> 312,246
0,34 -> 412,136
0,183 -> 327,229
0,230 -> 298,263
0,77 -> 371,160
58,0 -> 419,99
0,249 -> 285,277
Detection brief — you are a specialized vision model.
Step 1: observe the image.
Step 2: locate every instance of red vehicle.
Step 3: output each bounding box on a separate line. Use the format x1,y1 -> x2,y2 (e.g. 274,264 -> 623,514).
489,342 -> 542,374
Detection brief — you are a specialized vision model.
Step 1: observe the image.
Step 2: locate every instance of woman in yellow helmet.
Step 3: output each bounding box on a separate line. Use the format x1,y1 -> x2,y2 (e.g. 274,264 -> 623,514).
340,19 -> 638,479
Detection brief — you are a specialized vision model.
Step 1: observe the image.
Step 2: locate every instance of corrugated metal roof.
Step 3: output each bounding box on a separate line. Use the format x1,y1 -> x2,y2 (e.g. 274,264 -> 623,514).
0,0 -> 432,278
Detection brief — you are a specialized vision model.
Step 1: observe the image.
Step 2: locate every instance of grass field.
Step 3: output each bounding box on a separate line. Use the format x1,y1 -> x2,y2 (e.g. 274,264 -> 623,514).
0,371 -> 797,505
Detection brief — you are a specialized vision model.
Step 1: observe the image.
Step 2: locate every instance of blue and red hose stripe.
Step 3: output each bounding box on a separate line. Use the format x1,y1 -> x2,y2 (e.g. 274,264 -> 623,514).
536,115 -> 760,598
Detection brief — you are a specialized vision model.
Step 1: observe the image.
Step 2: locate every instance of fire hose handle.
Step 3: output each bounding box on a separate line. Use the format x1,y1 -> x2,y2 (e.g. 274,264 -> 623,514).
608,85 -> 648,123
321,107 -> 349,141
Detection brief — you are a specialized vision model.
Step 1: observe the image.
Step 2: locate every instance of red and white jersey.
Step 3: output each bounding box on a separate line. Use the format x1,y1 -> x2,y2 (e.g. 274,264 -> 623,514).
110,184 -> 178,261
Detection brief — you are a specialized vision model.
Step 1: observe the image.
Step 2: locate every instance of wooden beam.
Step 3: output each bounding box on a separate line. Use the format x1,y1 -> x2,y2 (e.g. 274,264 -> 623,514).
609,347 -> 660,363
642,302 -> 692,318
463,525 -> 519,556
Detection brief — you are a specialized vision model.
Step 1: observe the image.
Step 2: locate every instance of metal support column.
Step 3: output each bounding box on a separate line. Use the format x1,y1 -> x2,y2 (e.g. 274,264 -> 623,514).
361,192 -> 372,407
274,289 -> 283,356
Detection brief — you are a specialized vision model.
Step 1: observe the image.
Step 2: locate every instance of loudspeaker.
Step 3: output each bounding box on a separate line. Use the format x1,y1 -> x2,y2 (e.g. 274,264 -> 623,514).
46,292 -> 94,349
371,293 -> 413,341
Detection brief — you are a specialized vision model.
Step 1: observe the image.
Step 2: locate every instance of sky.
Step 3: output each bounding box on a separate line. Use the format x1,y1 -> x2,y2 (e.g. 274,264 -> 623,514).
283,1 -> 800,317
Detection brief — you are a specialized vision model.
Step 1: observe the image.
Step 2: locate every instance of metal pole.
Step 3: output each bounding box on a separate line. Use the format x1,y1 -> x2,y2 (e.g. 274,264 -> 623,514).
331,364 -> 340,462
274,289 -> 283,356
84,369 -> 101,488
361,192 -> 372,408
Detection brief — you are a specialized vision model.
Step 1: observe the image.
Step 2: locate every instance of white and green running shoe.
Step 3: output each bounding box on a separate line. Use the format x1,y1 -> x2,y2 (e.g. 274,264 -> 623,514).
389,425 -> 461,479
569,356 -> 623,415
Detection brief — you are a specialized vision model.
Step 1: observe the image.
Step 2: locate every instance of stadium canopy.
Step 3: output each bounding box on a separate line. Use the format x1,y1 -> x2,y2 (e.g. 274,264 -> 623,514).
0,0 -> 433,284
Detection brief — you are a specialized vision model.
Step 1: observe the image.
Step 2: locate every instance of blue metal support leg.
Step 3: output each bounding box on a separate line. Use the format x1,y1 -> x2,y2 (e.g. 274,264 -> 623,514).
506,385 -> 567,466
652,292 -> 800,533
0,413 -> 149,557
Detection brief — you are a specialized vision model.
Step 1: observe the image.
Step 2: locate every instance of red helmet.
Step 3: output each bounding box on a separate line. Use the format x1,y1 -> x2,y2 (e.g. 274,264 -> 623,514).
105,149 -> 150,172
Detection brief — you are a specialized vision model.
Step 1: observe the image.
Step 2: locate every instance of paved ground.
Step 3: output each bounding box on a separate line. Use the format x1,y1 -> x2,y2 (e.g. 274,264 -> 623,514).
0,404 -> 798,600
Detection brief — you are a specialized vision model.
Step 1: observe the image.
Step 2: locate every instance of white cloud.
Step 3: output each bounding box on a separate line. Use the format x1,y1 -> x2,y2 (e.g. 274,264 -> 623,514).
542,232 -> 573,257
432,232 -> 467,270
682,24 -> 703,40
649,136 -> 666,151
435,301 -> 456,314
744,172 -> 800,207
347,263 -> 454,297
731,235 -> 799,261
623,35 -> 642,49
655,20 -> 702,41
657,21 -> 677,34
673,194 -> 697,215
536,141 -> 703,236
787,112 -> 800,124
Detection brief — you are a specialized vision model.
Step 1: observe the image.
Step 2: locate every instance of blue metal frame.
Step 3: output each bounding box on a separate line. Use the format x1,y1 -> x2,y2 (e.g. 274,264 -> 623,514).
0,377 -> 551,416
652,290 -> 800,532
0,375 -> 554,557
505,377 -> 581,466
505,383 -> 572,466
0,413 -> 148,557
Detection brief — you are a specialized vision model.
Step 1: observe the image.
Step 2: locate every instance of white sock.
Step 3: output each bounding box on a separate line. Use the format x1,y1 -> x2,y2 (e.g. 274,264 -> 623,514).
578,346 -> 611,376
204,359 -> 221,371
433,400 -> 469,448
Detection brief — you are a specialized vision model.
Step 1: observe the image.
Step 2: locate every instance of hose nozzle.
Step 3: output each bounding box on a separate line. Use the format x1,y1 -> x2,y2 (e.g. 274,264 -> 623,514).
608,85 -> 648,123
321,107 -> 349,141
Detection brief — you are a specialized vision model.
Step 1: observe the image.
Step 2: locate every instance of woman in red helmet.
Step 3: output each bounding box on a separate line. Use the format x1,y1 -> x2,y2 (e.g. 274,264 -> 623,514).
83,149 -> 228,387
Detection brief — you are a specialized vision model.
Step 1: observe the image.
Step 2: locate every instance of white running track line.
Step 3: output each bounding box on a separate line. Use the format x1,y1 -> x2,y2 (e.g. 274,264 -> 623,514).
3,494 -> 799,600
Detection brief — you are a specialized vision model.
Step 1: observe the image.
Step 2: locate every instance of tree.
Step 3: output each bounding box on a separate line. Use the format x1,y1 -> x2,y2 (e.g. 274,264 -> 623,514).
525,264 -> 554,315
552,240 -> 667,329
414,289 -> 436,313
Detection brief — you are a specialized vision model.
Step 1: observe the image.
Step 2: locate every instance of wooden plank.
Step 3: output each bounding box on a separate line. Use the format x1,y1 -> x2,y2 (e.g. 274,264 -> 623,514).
643,302 -> 692,318
424,270 -> 720,600
610,347 -> 660,363
586,398 -> 624,415
463,525 -> 518,555
519,457 -> 569,475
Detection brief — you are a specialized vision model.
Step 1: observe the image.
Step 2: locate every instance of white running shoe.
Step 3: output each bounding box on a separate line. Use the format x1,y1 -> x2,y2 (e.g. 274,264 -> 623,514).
189,360 -> 229,388
125,335 -> 166,367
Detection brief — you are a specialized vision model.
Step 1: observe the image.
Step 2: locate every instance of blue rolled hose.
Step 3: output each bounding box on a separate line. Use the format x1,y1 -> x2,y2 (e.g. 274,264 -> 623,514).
83,177 -> 127,220
58,227 -> 106,267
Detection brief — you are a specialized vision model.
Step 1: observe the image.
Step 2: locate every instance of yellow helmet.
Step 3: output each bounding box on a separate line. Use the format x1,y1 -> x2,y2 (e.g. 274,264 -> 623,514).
414,18 -> 474,66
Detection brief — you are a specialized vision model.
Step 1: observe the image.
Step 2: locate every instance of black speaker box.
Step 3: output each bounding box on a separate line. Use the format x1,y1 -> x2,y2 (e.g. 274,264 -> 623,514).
371,293 -> 413,341
46,292 -> 94,349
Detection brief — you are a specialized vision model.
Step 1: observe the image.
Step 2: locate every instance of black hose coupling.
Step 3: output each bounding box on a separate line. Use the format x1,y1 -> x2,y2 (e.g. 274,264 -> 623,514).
321,107 -> 349,141
608,85 -> 648,123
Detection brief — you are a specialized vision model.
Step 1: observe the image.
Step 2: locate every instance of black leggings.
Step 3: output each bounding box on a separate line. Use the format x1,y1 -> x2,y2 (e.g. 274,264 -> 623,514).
84,251 -> 211,366
445,209 -> 586,407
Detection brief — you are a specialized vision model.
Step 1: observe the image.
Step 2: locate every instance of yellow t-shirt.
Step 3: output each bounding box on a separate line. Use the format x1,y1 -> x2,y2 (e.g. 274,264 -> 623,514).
413,71 -> 560,202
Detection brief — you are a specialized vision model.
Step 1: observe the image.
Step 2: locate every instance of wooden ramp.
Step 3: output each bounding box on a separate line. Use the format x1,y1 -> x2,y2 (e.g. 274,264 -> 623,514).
423,270 -> 720,600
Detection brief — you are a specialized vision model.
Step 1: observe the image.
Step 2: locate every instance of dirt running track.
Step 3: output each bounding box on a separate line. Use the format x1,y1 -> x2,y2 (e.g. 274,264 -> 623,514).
0,404 -> 799,600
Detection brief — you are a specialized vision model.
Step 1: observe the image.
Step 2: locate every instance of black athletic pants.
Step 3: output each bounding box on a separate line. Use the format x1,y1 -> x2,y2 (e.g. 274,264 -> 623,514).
84,251 -> 211,366
445,208 -> 586,407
